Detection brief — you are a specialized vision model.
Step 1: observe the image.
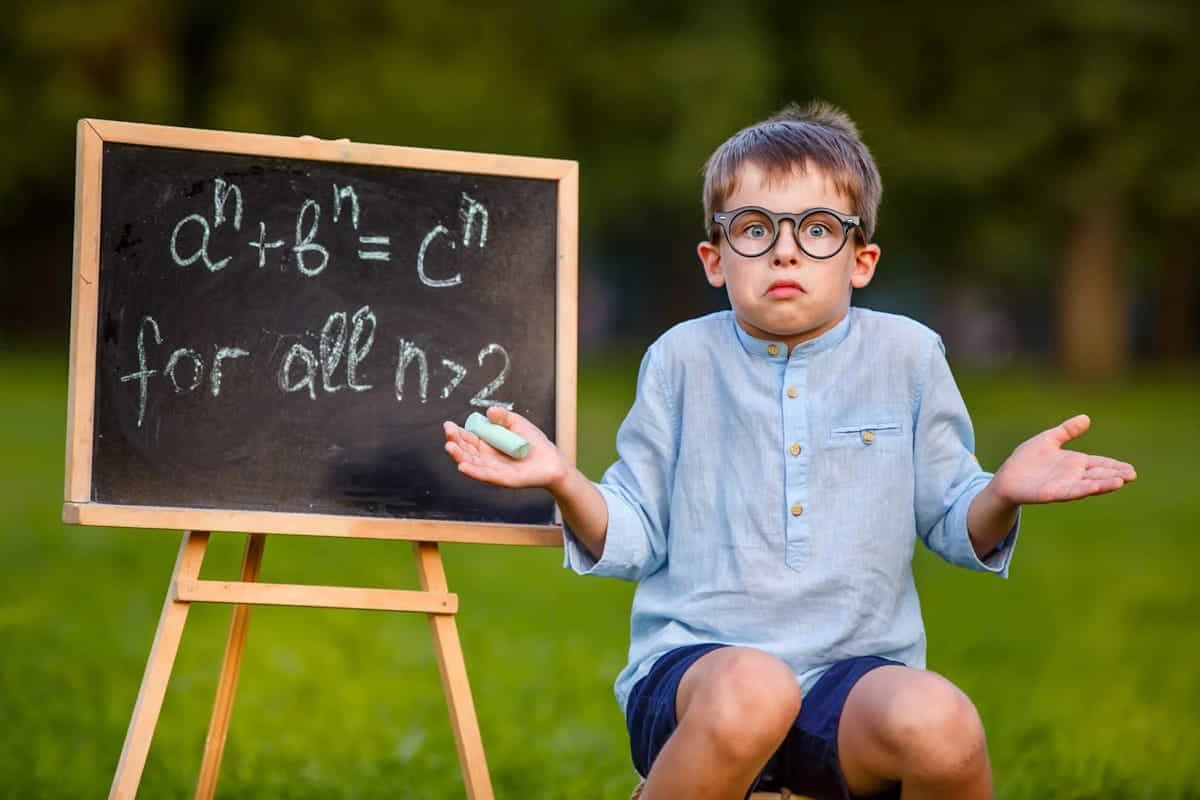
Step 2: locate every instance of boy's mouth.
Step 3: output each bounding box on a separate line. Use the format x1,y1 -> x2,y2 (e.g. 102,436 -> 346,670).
766,279 -> 805,298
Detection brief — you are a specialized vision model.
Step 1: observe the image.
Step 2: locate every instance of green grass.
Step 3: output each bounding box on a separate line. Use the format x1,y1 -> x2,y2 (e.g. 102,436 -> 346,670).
1,351 -> 1198,798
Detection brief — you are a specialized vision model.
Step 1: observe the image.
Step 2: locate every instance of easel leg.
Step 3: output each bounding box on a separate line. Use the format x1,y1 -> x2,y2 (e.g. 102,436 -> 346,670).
413,541 -> 494,800
110,531 -> 210,800
194,533 -> 267,800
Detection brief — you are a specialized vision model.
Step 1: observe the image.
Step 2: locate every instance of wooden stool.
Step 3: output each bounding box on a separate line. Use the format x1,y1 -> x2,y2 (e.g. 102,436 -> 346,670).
630,779 -> 813,799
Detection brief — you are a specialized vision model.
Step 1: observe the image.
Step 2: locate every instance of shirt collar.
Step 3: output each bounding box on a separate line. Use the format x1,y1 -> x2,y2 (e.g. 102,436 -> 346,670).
730,308 -> 853,360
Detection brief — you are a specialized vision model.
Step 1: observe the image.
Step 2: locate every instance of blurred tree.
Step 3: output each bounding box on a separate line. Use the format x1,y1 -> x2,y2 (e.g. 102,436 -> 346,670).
198,0 -> 780,338
1139,22 -> 1200,364
0,1 -> 179,200
0,0 -> 775,345
1,0 -> 1196,365
0,1 -> 179,345
768,0 -> 1199,377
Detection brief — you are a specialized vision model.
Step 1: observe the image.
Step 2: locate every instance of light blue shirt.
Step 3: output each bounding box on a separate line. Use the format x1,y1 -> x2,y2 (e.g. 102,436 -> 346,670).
563,307 -> 1018,714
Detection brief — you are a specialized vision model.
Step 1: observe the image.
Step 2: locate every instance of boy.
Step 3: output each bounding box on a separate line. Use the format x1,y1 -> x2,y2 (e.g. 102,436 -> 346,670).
443,102 -> 1136,800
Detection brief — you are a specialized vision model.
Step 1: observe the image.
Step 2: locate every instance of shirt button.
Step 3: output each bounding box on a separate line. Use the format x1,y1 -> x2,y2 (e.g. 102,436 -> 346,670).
790,504 -> 804,517
786,386 -> 799,399
789,443 -> 802,456
767,344 -> 780,356
862,430 -> 876,444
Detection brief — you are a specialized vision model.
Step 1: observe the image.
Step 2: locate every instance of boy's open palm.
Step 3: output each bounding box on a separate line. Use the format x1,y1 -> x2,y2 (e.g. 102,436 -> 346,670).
990,414 -> 1137,505
443,407 -> 565,490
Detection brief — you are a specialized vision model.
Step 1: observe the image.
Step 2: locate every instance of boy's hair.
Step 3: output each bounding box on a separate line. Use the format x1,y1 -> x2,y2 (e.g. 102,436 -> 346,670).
702,101 -> 882,244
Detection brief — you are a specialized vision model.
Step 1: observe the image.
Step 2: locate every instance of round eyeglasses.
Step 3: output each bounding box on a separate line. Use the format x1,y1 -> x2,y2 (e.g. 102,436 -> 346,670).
711,206 -> 862,259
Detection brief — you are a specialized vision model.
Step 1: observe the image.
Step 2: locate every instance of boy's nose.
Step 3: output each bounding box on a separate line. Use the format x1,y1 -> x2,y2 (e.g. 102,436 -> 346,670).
771,221 -> 801,266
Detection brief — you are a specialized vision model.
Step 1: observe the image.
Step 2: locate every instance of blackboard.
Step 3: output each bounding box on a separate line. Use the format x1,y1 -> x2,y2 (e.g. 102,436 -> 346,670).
65,120 -> 577,542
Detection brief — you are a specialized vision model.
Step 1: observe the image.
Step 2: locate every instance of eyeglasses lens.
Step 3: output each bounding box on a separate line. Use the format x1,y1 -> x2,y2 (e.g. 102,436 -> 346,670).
729,209 -> 776,257
796,211 -> 844,258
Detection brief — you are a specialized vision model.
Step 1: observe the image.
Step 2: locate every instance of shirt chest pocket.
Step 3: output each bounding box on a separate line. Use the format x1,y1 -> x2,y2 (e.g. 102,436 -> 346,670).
828,420 -> 905,448
819,412 -> 909,488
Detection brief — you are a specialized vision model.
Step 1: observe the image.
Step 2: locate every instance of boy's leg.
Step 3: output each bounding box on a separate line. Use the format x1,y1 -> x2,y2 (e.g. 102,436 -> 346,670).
640,646 -> 801,800
836,666 -> 992,800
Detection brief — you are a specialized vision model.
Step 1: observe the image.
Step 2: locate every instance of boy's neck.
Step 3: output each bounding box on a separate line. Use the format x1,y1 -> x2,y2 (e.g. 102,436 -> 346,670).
737,307 -> 851,354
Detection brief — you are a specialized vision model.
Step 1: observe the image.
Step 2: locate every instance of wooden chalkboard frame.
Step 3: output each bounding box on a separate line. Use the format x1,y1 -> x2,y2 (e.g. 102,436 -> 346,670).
63,119 -> 576,547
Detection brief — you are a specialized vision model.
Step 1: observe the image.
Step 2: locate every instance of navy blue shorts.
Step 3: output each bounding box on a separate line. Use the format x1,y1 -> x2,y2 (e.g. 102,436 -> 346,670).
625,644 -> 903,800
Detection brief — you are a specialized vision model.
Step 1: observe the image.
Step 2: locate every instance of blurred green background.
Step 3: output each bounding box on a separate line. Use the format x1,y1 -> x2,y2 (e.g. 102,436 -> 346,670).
2,0 -> 1198,797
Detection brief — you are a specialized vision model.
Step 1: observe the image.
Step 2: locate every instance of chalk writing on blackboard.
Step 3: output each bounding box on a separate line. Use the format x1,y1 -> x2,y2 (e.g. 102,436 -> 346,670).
332,184 -> 359,229
418,225 -> 457,288
211,347 -> 250,397
294,199 -> 328,276
249,222 -> 285,268
120,312 -> 515,425
121,179 -> 514,429
119,315 -> 161,428
167,180 -> 494,281
459,192 -> 489,248
213,178 -> 243,231
357,236 -> 391,261
417,193 -> 492,288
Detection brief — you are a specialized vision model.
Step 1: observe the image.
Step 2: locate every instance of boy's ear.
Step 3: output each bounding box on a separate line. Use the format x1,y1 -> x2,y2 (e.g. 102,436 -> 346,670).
850,242 -> 881,289
698,240 -> 725,288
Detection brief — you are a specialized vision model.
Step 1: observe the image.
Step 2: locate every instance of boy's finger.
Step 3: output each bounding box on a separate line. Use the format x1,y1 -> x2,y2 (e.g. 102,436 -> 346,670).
486,405 -> 512,427
457,459 -> 511,487
445,440 -> 467,464
1082,466 -> 1127,481
455,425 -> 482,446
445,420 -> 475,445
444,423 -> 477,454
1083,476 -> 1126,496
487,405 -> 535,429
1050,414 -> 1090,445
457,460 -> 490,481
1087,455 -> 1137,479
447,439 -> 482,463
487,406 -> 541,440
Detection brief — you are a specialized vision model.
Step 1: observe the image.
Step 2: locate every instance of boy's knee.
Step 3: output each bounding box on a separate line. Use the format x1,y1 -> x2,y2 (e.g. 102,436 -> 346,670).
884,673 -> 987,781
683,648 -> 801,758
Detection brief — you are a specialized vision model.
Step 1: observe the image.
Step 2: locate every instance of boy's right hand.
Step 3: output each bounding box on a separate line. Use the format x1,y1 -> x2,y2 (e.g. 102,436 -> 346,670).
443,406 -> 567,491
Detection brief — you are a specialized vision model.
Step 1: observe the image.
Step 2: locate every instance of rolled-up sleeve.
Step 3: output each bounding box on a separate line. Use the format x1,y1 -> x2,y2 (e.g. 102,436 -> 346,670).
913,337 -> 1018,577
563,346 -> 677,581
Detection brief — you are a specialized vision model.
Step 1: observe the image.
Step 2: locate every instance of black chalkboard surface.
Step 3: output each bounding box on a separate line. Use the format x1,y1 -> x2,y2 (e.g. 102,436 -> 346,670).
66,121 -> 577,538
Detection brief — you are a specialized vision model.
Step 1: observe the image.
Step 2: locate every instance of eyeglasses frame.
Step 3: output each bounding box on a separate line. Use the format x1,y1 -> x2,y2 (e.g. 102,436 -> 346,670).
711,205 -> 863,259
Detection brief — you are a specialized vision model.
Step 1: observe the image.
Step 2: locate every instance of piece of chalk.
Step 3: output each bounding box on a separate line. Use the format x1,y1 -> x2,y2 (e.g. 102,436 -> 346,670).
464,412 -> 530,459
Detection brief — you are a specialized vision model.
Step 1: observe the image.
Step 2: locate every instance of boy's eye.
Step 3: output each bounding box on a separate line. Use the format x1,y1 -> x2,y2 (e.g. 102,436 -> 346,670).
798,211 -> 840,242
730,210 -> 774,242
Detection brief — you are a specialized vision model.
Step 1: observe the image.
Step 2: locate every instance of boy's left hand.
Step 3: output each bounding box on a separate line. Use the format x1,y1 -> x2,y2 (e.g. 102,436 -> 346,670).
989,414 -> 1137,505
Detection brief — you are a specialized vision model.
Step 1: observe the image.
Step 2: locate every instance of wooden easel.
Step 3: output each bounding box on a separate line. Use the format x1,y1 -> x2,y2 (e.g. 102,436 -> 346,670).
65,120 -> 578,799
64,511 -> 564,799
107,530 -> 494,800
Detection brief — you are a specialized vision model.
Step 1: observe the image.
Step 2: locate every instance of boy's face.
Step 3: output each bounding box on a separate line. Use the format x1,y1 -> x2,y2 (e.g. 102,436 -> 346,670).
698,161 -> 880,350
